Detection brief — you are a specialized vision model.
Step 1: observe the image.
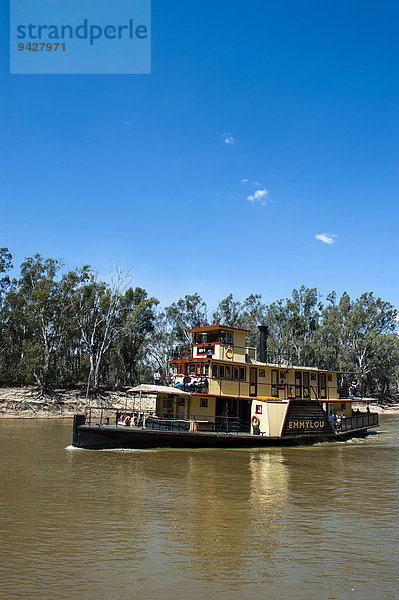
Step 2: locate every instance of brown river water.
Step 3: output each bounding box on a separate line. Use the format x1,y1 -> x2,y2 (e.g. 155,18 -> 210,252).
0,416 -> 398,600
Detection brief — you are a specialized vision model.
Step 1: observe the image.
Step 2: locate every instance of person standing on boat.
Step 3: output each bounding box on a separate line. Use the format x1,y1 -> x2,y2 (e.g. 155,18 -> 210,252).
221,402 -> 229,432
349,381 -> 358,398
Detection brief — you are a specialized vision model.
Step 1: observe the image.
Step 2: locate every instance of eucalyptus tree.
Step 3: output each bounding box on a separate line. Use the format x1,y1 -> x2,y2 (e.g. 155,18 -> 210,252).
70,267 -> 127,394
17,254 -> 65,393
0,248 -> 13,377
238,293 -> 268,351
334,292 -> 398,393
266,287 -> 322,365
313,291 -> 342,371
145,311 -> 175,383
0,247 -> 12,297
166,293 -> 208,346
212,294 -> 243,328
112,286 -> 159,385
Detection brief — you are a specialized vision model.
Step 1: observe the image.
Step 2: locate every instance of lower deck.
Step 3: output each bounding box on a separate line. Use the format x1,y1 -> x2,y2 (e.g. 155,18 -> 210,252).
72,408 -> 379,450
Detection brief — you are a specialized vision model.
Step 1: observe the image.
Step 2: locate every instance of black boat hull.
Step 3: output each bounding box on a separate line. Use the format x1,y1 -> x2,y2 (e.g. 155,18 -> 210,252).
72,415 -> 373,450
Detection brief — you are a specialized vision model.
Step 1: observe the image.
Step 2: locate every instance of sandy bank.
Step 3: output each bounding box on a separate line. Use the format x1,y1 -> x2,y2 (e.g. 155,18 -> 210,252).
0,386 -> 136,419
353,402 -> 399,415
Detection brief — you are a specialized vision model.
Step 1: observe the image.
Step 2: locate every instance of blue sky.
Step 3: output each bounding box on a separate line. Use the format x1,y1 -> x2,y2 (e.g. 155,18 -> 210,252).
1,0 -> 398,311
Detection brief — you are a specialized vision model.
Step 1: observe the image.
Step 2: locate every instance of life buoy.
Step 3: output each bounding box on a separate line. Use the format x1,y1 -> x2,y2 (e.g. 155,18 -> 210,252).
225,348 -> 234,359
181,350 -> 190,359
125,416 -> 131,426
252,416 -> 260,427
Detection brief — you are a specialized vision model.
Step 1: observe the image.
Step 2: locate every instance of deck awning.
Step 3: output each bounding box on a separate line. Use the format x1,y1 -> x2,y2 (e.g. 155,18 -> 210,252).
128,384 -> 191,396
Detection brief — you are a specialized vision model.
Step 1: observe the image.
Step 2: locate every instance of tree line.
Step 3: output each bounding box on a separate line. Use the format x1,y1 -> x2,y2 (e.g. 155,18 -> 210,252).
0,248 -> 398,399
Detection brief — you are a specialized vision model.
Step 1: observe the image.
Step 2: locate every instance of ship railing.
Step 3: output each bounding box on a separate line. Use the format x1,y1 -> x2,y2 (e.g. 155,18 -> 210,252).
151,376 -> 209,393
338,413 -> 379,432
172,378 -> 209,393
85,406 -> 157,427
144,415 -> 251,434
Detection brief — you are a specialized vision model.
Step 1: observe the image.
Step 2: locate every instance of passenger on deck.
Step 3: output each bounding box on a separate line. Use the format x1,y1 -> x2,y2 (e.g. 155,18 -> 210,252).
336,414 -> 343,430
349,381 -> 358,398
174,374 -> 184,389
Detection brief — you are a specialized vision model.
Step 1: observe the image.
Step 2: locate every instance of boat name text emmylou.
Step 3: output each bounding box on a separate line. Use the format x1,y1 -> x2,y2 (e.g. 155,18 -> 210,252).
287,420 -> 327,430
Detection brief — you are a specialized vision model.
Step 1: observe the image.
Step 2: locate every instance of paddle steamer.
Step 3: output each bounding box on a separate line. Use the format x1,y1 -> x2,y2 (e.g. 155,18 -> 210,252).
72,325 -> 378,449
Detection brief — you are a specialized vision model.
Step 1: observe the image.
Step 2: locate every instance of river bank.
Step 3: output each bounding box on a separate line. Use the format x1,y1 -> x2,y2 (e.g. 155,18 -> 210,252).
0,386 -> 135,418
0,386 -> 398,418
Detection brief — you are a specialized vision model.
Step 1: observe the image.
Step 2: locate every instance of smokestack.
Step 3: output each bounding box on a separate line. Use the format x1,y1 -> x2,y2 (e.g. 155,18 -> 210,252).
258,325 -> 269,363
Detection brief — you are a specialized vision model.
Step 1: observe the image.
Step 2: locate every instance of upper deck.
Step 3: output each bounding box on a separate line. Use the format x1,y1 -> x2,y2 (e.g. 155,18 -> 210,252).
187,325 -> 254,362
169,325 -> 355,402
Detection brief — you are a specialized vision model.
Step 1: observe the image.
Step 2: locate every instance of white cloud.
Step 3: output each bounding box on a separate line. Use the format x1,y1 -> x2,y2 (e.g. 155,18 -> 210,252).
247,189 -> 271,206
223,132 -> 236,145
123,121 -> 133,126
241,178 -> 248,184
315,233 -> 338,245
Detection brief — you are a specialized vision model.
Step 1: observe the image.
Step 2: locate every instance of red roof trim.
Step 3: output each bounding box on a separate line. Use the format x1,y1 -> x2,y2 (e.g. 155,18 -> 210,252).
186,325 -> 250,333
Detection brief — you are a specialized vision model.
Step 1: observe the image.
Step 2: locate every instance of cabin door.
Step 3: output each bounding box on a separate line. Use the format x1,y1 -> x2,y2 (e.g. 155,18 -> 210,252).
295,372 -> 302,398
238,400 -> 251,432
249,368 -> 257,397
302,372 -> 310,398
318,373 -> 327,399
271,369 -> 278,397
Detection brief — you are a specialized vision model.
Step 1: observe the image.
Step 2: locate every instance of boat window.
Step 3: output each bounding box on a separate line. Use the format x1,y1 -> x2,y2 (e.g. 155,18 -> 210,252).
188,364 -> 196,374
203,364 -> 209,377
200,398 -> 208,407
178,364 -> 185,374
259,369 -> 265,378
162,398 -> 172,409
206,330 -> 222,343
219,365 -> 225,378
225,365 -> 232,379
225,331 -> 233,343
233,366 -> 239,380
255,405 -> 262,414
195,333 -> 208,344
212,364 -> 218,378
328,374 -> 332,382
239,367 -> 246,380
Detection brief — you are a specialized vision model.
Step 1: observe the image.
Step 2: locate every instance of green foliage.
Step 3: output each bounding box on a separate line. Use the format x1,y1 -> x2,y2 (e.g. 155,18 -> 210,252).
212,294 -> 243,328
0,247 -> 13,295
166,293 -> 208,344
